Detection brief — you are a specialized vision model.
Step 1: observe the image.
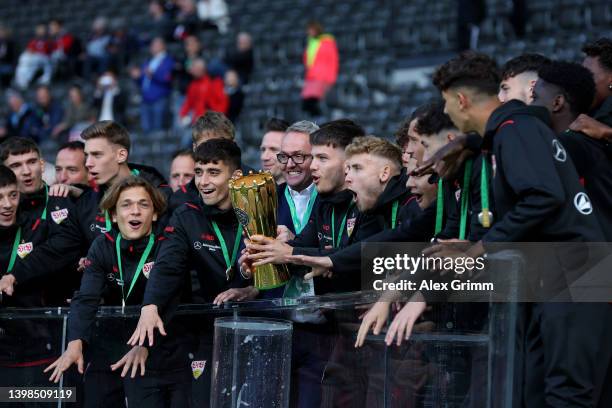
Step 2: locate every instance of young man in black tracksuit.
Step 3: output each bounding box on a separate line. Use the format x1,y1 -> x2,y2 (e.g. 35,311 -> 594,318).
45,176 -> 193,407
0,121 -> 170,299
128,139 -> 257,403
0,140 -> 76,400
0,137 -> 77,306
531,60 -> 612,240
430,52 -> 612,408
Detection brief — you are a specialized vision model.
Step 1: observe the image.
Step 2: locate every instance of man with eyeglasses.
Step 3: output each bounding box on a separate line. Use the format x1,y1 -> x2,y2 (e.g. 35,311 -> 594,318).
276,120 -> 320,242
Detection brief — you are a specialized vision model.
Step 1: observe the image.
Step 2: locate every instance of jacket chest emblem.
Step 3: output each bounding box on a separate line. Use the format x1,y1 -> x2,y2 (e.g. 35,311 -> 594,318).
51,208 -> 69,224
143,262 -> 155,279
346,217 -> 356,237
17,242 -> 33,258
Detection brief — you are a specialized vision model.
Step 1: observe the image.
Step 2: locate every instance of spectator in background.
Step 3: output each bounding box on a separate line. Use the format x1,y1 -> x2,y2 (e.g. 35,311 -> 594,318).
260,117 -> 289,184
48,19 -> 78,78
0,24 -> 16,88
34,85 -> 64,141
225,69 -> 244,123
196,0 -> 230,34
179,58 -> 228,125
54,141 -> 89,185
14,24 -> 52,89
175,34 -> 203,95
131,37 -> 174,132
173,0 -> 200,41
0,90 -> 43,141
301,21 -> 339,117
53,84 -> 95,140
146,0 -> 174,42
93,70 -> 127,124
225,32 -> 254,84
107,18 -> 139,71
169,149 -> 195,191
84,17 -> 111,79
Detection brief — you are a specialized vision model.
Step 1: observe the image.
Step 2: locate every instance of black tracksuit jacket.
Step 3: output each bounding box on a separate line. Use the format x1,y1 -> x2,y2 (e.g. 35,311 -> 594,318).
142,199 -> 251,312
558,129 -> 612,241
481,100 -> 604,243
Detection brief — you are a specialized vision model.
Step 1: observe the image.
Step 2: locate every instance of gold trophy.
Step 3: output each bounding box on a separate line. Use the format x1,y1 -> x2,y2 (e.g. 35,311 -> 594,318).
229,171 -> 291,290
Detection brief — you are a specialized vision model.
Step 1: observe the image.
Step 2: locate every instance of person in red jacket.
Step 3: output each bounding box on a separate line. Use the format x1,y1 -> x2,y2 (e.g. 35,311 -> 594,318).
49,19 -> 77,76
179,57 -> 228,125
301,21 -> 339,117
15,24 -> 52,89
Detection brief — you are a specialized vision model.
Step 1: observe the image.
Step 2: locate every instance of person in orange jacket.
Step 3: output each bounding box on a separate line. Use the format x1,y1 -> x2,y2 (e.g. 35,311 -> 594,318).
179,58 -> 229,125
301,21 -> 339,117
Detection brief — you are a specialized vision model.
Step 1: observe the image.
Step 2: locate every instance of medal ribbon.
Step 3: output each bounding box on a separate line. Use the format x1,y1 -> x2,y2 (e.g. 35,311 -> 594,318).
435,179 -> 444,234
458,158 -> 473,240
391,200 -> 399,228
480,157 -> 491,228
40,184 -> 49,221
284,187 -> 318,234
7,227 -> 22,273
211,221 -> 242,279
115,234 -> 154,305
331,202 -> 354,248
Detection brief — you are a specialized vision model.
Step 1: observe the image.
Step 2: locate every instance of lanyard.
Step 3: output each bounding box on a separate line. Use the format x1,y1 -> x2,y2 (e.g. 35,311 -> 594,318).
390,200 -> 399,228
40,185 -> 49,221
284,187 -> 318,234
7,227 -> 21,273
435,179 -> 444,235
115,234 -> 154,306
480,156 -> 492,228
211,220 -> 242,280
458,158 -> 473,240
331,202 -> 354,248
105,211 -> 112,232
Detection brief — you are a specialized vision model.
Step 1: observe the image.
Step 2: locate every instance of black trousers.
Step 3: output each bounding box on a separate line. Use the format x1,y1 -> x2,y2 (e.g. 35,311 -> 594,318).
522,303 -> 612,407
124,367 -> 192,408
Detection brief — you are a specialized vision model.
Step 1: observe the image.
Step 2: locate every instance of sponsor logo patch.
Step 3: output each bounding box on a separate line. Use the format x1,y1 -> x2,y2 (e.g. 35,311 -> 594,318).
574,192 -> 593,215
552,139 -> 567,162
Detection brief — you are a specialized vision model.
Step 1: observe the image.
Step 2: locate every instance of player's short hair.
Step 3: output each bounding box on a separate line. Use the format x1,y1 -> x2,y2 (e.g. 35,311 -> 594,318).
81,121 -> 131,153
433,51 -> 501,96
345,136 -> 402,169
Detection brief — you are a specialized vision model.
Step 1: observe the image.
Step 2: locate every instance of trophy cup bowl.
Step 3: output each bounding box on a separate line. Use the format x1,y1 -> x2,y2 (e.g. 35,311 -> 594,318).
229,171 -> 290,290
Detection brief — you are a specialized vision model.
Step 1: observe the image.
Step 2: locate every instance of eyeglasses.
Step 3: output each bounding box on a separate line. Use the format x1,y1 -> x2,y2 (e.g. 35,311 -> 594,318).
276,153 -> 312,164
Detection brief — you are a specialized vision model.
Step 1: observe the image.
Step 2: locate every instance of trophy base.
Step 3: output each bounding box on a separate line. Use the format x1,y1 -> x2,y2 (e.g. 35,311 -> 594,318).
254,264 -> 291,290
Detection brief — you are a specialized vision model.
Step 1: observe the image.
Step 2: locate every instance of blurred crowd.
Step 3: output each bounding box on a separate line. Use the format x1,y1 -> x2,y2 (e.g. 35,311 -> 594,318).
0,0 -> 256,145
